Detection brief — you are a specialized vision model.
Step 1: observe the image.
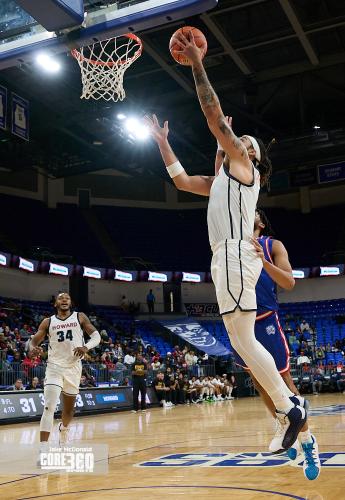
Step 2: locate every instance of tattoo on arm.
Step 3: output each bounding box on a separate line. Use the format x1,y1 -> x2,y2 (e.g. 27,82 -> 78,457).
192,64 -> 220,111
218,117 -> 247,158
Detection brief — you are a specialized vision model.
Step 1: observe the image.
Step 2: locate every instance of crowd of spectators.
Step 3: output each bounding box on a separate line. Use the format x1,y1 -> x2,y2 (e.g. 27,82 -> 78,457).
152,372 -> 237,408
0,298 -> 215,390
284,317 -> 345,362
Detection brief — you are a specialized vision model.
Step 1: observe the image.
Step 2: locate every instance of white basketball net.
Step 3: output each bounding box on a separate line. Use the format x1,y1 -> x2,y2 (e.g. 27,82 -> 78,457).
71,34 -> 142,102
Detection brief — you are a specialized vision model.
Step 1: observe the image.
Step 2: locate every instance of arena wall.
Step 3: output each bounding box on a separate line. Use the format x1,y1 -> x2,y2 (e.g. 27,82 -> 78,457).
1,267 -> 344,307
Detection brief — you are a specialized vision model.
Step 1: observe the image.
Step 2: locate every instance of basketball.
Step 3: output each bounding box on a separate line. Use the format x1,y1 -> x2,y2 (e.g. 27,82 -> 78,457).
169,26 -> 207,66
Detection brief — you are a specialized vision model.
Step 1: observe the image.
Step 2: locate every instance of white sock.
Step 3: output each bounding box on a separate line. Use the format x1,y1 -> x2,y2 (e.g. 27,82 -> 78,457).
300,429 -> 313,444
40,441 -> 49,452
60,423 -> 69,430
223,311 -> 294,413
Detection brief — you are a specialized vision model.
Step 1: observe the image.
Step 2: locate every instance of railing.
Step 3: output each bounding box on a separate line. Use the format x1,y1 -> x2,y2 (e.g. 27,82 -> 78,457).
0,362 -> 216,390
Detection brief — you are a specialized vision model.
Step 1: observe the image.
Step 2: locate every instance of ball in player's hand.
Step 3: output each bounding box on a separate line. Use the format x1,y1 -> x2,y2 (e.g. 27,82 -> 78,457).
169,26 -> 207,66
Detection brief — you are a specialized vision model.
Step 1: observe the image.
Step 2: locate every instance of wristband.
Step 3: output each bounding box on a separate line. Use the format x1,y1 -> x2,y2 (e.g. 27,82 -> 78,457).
166,161 -> 185,179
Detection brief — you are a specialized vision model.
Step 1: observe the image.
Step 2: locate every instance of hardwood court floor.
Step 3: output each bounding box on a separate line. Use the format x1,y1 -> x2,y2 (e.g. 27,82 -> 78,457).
0,393 -> 344,500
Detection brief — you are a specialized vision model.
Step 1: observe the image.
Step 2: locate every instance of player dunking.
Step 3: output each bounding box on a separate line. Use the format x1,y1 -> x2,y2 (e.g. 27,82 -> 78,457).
29,293 -> 100,455
145,33 -> 306,452
232,209 -> 320,480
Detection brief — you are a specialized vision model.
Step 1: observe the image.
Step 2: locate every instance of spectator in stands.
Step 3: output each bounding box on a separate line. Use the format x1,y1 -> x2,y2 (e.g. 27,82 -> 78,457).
336,368 -> 345,394
26,376 -> 42,390
112,342 -> 123,360
131,353 -> 148,413
311,367 -> 325,395
297,351 -> 311,366
167,374 -> 178,405
165,352 -> 175,369
152,371 -> 172,407
124,350 -> 135,367
185,349 -> 196,369
300,319 -> 310,333
176,373 -> 186,404
315,346 -> 325,361
123,377 -> 131,387
12,378 -> 24,391
120,295 -> 130,312
146,289 -> 156,314
151,358 -> 161,371
325,342 -> 332,353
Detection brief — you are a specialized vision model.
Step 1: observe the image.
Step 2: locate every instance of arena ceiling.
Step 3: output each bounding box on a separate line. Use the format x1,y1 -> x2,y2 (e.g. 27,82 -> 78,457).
1,0 -> 345,182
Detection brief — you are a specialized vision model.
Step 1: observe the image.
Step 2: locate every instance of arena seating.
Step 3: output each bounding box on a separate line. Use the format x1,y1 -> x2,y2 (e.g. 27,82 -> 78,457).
200,298 -> 345,364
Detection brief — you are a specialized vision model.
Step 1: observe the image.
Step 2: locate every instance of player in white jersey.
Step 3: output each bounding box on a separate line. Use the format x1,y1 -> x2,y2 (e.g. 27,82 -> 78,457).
145,31 -> 307,452
29,293 -> 100,453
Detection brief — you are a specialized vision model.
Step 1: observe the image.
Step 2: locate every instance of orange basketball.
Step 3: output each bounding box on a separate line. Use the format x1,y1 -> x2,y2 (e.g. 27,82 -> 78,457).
169,26 -> 207,66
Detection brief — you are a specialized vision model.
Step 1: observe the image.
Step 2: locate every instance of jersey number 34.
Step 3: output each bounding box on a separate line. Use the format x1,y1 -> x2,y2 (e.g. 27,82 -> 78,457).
56,329 -> 74,342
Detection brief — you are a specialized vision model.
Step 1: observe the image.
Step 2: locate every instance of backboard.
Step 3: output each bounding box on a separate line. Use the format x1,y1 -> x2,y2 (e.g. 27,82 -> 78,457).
0,0 -> 218,69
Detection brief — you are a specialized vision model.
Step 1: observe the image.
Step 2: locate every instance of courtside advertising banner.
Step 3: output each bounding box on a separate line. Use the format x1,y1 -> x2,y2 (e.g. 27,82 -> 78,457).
0,253 -> 7,266
12,93 -> 29,141
0,85 -> 7,130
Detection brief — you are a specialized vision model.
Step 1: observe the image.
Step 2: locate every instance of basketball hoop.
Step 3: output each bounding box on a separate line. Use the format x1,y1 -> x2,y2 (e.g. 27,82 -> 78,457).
71,33 -> 143,101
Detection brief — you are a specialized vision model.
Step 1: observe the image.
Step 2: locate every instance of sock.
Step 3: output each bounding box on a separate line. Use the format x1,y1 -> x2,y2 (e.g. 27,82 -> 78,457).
300,429 -> 313,444
60,424 -> 69,430
40,441 -> 49,453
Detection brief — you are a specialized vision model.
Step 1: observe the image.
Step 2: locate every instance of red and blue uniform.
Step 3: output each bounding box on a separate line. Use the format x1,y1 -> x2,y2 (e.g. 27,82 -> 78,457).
233,236 -> 290,373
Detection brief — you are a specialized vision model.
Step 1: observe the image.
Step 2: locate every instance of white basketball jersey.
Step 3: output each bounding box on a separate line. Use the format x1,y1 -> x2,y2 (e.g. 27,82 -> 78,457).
207,164 -> 260,248
48,312 -> 85,368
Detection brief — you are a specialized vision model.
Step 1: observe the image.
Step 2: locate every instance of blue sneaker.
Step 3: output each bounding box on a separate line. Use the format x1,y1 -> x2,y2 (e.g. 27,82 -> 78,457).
271,405 -> 307,453
302,434 -> 321,480
287,440 -> 299,460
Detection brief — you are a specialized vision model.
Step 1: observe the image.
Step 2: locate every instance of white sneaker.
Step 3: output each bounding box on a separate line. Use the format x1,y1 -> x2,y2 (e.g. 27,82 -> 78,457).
301,434 -> 321,480
270,405 -> 307,453
58,423 -> 69,446
162,400 -> 167,408
269,418 -> 285,453
228,396 -> 235,400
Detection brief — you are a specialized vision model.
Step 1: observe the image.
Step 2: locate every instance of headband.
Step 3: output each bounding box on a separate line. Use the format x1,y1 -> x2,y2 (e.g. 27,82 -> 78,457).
243,135 -> 261,163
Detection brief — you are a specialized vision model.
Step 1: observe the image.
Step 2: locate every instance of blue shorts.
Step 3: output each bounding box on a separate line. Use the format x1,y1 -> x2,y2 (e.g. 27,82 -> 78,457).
233,311 -> 290,374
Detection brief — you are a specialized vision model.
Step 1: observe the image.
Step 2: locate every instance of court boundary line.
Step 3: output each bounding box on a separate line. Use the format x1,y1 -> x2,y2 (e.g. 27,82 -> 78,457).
17,484 -> 307,500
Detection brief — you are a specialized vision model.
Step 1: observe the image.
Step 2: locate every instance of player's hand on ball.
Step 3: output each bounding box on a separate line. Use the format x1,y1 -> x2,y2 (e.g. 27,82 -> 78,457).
74,346 -> 89,359
251,237 -> 266,263
144,114 -> 169,144
175,30 -> 203,65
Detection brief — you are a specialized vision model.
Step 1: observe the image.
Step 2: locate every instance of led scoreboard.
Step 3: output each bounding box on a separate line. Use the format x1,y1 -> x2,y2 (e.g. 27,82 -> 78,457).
0,387 -> 158,423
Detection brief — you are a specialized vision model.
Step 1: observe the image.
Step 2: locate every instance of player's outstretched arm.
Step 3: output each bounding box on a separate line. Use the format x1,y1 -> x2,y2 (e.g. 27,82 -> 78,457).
28,318 -> 50,357
145,114 -> 214,196
214,116 -> 232,176
175,33 -> 251,170
74,312 -> 101,358
251,238 -> 295,290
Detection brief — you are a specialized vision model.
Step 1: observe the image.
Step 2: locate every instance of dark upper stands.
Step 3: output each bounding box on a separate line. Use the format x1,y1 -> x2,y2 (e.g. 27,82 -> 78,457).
0,194 -> 344,270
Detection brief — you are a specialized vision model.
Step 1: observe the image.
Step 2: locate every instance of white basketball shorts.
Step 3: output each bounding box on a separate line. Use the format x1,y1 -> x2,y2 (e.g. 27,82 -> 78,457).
44,362 -> 82,396
211,239 -> 263,315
